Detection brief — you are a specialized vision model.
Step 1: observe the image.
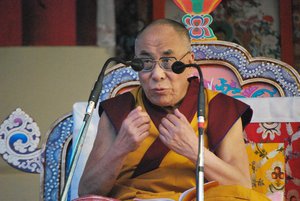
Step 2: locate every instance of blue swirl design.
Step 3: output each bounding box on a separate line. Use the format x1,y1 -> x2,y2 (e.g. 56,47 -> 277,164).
0,108 -> 43,173
43,116 -> 73,201
212,78 -> 278,98
8,132 -> 28,153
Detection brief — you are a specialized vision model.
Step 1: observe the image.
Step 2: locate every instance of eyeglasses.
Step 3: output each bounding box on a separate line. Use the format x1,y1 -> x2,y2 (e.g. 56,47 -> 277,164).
136,51 -> 190,72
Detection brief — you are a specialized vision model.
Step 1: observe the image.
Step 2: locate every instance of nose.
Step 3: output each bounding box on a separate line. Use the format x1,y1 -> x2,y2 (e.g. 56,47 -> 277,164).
151,61 -> 166,81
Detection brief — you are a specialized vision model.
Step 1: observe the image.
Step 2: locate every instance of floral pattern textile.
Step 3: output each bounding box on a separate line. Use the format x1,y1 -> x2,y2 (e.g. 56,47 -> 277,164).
211,0 -> 281,59
245,122 -> 300,200
246,143 -> 285,195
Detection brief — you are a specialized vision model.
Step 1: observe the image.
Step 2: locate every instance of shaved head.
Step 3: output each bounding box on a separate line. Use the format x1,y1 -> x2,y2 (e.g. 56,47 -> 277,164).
135,19 -> 191,52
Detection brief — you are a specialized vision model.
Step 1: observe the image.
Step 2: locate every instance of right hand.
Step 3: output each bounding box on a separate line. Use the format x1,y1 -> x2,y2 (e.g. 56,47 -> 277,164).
159,109 -> 198,161
113,106 -> 150,154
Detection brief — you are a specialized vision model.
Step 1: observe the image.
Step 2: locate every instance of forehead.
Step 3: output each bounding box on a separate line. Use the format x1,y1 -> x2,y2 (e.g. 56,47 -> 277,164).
135,25 -> 187,56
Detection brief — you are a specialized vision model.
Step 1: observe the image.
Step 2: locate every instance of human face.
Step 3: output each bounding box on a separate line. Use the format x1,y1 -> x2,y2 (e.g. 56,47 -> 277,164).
135,25 -> 194,107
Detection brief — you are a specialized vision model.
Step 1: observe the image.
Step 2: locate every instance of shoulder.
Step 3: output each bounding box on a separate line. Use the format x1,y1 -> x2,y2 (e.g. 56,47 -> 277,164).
205,89 -> 253,126
99,92 -> 134,115
205,89 -> 253,151
98,87 -> 140,132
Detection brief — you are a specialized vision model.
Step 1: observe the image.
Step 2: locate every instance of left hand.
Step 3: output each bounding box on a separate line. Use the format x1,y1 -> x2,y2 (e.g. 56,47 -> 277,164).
158,109 -> 198,162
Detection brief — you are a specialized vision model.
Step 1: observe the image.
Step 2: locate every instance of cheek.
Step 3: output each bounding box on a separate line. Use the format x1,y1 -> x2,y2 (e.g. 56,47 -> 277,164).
172,82 -> 187,97
170,76 -> 190,94
138,74 -> 151,93
138,73 -> 147,85
169,74 -> 189,87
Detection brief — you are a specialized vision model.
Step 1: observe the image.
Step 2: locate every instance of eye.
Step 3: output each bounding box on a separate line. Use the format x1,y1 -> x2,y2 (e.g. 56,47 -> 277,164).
141,58 -> 154,71
160,57 -> 176,69
141,58 -> 153,64
160,57 -> 173,63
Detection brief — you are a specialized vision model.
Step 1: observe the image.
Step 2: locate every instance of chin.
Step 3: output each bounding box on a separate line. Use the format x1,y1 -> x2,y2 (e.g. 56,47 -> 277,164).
150,98 -> 173,107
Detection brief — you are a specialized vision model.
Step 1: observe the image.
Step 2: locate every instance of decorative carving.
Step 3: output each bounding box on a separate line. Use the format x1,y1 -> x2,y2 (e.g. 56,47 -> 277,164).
100,66 -> 139,100
0,108 -> 43,173
41,114 -> 73,201
193,41 -> 300,96
183,14 -> 217,41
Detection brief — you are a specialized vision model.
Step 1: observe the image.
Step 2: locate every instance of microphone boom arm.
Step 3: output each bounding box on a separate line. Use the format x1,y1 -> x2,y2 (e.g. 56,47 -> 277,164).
60,57 -> 133,201
196,66 -> 205,201
171,61 -> 206,201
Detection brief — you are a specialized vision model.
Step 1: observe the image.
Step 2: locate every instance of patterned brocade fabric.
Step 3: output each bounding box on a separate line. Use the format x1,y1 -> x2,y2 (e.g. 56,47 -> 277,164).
245,122 -> 300,200
246,143 -> 285,195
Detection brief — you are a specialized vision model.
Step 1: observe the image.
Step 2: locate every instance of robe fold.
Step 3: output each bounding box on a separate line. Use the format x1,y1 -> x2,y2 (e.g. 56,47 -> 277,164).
98,78 -> 268,200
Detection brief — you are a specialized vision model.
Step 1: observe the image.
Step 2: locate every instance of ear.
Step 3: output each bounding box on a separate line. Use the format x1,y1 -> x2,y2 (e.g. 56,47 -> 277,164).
187,53 -> 199,78
188,51 -> 195,63
186,67 -> 198,78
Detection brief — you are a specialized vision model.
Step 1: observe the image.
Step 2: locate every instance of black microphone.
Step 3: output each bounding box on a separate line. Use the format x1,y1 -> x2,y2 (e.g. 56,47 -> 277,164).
171,61 -> 205,113
128,58 -> 144,71
171,60 -> 205,121
88,57 -> 119,105
171,61 -> 199,74
172,60 -> 206,201
88,57 -> 144,107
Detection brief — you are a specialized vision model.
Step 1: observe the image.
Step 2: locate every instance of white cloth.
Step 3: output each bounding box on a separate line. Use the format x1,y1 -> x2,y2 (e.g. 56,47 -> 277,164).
238,97 -> 300,122
70,102 -> 100,200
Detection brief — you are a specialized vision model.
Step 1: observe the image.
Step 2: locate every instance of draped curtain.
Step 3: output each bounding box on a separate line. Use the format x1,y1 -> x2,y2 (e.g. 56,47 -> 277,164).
0,0 -> 115,47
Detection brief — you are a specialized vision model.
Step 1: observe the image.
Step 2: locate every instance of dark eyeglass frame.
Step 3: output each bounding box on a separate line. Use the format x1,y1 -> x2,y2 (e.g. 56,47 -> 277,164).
136,51 -> 191,72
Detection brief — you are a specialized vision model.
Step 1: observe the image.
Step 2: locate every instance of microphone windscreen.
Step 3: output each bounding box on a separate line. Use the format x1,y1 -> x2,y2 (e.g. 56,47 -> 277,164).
130,58 -> 144,71
172,61 -> 186,74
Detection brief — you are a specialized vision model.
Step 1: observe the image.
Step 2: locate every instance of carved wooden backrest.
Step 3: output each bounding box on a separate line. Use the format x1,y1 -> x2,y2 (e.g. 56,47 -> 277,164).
193,41 -> 300,97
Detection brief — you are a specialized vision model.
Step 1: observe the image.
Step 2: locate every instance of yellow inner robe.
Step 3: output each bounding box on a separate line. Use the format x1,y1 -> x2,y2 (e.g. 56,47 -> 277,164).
107,87 -> 270,201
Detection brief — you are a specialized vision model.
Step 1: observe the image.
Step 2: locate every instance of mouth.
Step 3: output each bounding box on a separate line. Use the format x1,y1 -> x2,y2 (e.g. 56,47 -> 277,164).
151,88 -> 168,94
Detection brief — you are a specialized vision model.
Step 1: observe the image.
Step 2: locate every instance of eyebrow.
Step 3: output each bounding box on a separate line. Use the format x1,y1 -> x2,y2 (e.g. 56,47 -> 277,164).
138,49 -> 175,58
162,49 -> 174,56
139,51 -> 152,58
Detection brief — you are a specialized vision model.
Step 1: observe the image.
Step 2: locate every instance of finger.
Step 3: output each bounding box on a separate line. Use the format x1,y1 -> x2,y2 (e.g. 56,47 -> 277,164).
163,114 -> 184,131
128,106 -> 147,117
174,109 -> 189,123
127,106 -> 142,118
131,114 -> 150,127
127,108 -> 150,124
161,116 -> 176,128
159,126 -> 168,144
158,131 -> 168,144
137,123 -> 150,134
138,130 -> 149,141
158,124 -> 171,141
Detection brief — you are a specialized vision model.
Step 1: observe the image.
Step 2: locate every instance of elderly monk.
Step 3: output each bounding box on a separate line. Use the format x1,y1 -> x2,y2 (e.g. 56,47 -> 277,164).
78,19 -> 270,201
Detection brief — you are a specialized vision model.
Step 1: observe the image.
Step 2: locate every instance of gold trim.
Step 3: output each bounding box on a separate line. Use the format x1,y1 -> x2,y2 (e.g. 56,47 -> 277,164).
111,81 -> 140,97
105,63 -> 128,74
